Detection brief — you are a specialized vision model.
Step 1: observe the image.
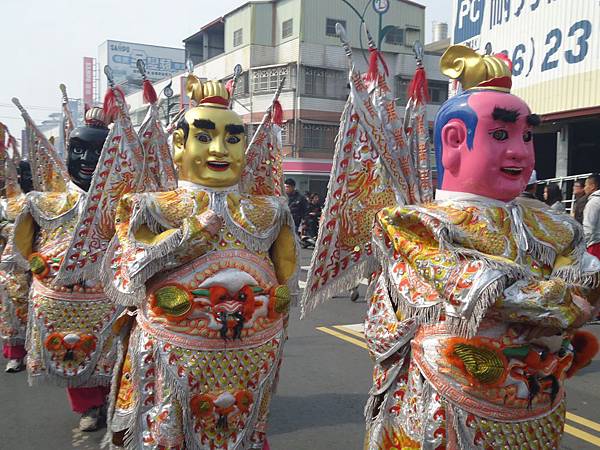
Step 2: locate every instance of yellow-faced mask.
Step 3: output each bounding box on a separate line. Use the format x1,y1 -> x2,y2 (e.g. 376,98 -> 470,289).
173,80 -> 246,188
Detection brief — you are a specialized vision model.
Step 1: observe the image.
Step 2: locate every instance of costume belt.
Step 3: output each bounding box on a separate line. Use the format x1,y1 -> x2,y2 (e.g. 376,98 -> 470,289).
138,248 -> 284,351
412,323 -> 566,422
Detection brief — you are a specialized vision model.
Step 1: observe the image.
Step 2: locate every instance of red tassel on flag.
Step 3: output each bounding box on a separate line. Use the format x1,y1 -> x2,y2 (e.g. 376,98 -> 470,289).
103,86 -> 125,123
365,47 -> 390,82
407,66 -> 430,104
143,79 -> 158,105
271,100 -> 283,126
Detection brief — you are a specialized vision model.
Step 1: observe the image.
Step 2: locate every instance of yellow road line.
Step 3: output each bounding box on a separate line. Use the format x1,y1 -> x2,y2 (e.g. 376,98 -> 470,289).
567,412 -> 600,434
318,324 -> 600,447
564,424 -> 600,447
332,325 -> 364,339
316,326 -> 367,349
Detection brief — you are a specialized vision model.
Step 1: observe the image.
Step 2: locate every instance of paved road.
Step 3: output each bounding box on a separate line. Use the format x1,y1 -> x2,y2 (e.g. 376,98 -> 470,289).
1,248 -> 599,449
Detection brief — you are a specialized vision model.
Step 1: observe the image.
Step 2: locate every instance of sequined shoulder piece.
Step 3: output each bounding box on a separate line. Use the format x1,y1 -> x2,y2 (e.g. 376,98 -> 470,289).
5,195 -> 26,222
521,206 -> 577,256
28,191 -> 81,224
229,193 -> 284,236
145,188 -> 209,229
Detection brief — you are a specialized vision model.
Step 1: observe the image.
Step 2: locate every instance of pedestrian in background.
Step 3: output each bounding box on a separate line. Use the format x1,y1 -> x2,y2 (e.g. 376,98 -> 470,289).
544,182 -> 566,213
517,170 -> 547,209
583,174 -> 600,258
285,178 -> 308,232
571,179 -> 587,224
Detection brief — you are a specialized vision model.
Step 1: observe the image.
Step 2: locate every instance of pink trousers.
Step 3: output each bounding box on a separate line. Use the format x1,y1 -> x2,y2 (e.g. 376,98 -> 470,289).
66,386 -> 110,414
2,343 -> 26,360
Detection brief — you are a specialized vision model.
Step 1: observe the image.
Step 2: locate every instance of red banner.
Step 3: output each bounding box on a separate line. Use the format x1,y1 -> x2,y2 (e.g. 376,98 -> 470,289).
83,57 -> 95,108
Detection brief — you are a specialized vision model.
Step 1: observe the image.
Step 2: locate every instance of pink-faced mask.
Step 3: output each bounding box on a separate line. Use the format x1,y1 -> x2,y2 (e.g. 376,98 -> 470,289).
439,90 -> 536,202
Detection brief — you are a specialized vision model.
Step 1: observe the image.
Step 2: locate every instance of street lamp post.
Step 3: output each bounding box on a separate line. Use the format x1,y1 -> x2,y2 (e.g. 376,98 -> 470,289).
339,0 -> 394,51
160,80 -> 174,125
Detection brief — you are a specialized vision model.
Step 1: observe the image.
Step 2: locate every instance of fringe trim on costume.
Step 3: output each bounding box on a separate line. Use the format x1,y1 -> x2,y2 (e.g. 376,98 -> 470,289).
300,255 -> 380,319
99,237 -> 141,307
121,328 -> 144,450
554,266 -> 600,289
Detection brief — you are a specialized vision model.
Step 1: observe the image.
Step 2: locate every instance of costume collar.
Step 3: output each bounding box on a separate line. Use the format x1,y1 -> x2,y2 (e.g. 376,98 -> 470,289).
435,189 -> 516,207
178,180 -> 239,194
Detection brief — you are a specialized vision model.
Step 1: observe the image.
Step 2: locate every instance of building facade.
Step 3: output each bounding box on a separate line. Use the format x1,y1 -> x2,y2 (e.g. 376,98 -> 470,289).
123,0 -> 446,198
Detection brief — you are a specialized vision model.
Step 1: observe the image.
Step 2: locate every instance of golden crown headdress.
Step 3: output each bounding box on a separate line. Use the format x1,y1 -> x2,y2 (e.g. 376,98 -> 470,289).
440,45 -> 513,93
186,75 -> 231,108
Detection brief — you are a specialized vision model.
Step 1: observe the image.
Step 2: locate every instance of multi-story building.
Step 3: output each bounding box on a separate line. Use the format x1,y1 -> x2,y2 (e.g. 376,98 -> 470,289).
124,0 -> 446,197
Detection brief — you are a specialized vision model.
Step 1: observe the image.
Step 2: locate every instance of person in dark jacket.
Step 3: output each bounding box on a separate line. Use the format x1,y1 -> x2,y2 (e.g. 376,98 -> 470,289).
285,178 -> 308,232
572,179 -> 588,224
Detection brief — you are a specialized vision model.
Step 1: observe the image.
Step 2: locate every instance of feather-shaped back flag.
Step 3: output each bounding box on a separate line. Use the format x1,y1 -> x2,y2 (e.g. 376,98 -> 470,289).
301,24 -> 432,316
136,59 -> 177,192
241,77 -> 286,197
12,98 -> 69,192
55,66 -> 145,284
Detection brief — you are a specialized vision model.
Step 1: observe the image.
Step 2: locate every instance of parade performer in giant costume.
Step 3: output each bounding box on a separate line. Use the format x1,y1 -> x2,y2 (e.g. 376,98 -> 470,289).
103,73 -> 297,449
0,123 -> 31,373
9,82 -> 143,430
303,31 -> 600,448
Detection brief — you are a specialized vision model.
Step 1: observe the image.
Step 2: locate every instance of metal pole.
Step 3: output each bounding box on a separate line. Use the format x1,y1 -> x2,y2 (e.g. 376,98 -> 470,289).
378,12 -> 383,49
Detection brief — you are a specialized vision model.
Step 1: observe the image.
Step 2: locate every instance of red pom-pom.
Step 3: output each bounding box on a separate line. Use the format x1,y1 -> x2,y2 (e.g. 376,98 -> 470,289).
407,66 -> 430,104
494,52 -> 514,72
271,100 -> 283,126
225,79 -> 235,96
143,79 -> 158,105
103,86 -> 125,123
567,330 -> 599,378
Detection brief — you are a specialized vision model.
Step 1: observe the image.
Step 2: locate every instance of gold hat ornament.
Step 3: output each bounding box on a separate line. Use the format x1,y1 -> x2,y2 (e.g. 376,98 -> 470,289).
186,75 -> 231,108
440,45 -> 513,92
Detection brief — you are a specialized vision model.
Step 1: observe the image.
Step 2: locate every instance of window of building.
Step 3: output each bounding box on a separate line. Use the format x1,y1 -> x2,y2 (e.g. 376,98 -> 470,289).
302,123 -> 338,152
282,19 -> 293,39
384,27 -> 404,45
395,76 -> 411,106
405,26 -> 420,46
326,18 -> 345,37
252,66 -> 289,93
233,28 -> 243,47
428,80 -> 449,104
304,66 -> 347,99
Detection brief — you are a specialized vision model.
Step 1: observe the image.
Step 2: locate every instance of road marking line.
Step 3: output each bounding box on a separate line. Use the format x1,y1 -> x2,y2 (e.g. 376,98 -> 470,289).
564,424 -> 600,447
316,326 -> 367,349
567,412 -> 600,433
333,325 -> 364,339
320,324 -> 600,447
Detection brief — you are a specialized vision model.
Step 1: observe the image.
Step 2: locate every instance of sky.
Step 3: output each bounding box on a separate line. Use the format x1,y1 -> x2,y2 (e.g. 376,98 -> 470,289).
0,0 -> 452,138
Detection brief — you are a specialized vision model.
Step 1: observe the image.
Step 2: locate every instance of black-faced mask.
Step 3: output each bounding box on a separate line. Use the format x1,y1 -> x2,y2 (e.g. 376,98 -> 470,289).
67,126 -> 108,192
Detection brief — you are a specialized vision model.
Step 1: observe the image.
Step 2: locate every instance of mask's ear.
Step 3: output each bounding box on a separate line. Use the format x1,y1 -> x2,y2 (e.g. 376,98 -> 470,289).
441,118 -> 467,176
173,128 -> 185,165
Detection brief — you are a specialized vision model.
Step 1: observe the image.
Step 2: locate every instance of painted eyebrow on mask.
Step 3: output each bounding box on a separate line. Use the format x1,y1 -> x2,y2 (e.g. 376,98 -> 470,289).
526,114 -> 541,126
225,124 -> 245,135
492,107 -> 520,123
193,119 -> 216,130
